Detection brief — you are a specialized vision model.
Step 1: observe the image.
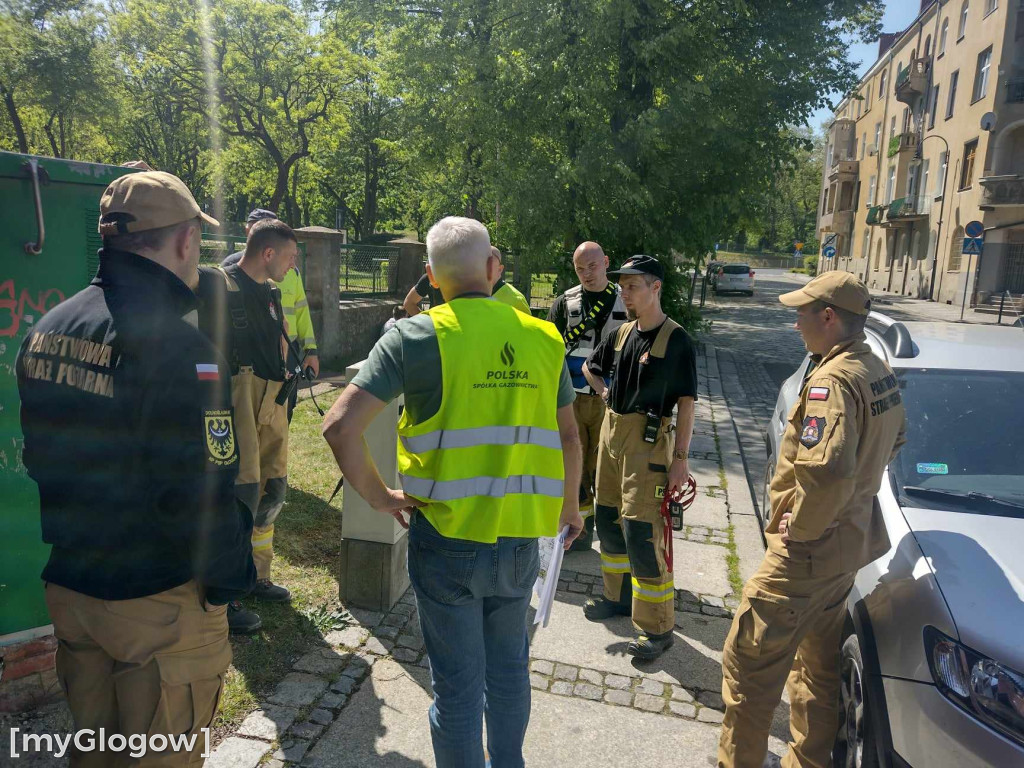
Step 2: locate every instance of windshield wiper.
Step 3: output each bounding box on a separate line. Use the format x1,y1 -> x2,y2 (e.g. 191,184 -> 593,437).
902,486 -> 1024,510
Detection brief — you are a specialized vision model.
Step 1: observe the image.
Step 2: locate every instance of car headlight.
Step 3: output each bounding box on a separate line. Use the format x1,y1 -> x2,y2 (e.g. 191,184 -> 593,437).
925,626 -> 1024,747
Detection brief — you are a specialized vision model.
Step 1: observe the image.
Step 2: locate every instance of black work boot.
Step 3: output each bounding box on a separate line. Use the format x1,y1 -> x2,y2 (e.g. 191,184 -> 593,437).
251,578 -> 291,602
227,601 -> 262,634
569,515 -> 596,552
583,597 -> 631,621
627,631 -> 674,660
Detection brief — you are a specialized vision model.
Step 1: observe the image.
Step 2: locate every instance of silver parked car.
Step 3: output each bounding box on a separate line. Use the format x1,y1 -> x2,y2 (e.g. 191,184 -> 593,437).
762,313 -> 1024,768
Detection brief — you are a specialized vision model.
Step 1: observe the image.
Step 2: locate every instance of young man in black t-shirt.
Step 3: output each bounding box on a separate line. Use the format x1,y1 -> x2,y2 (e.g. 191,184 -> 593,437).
402,270 -> 445,316
582,255 -> 697,660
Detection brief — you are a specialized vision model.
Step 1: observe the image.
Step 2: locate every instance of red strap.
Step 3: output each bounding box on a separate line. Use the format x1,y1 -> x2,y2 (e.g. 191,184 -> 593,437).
660,491 -> 674,573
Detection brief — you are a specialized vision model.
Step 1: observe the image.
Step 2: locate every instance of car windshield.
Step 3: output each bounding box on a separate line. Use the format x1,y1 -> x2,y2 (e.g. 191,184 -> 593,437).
722,265 -> 749,274
891,368 -> 1024,516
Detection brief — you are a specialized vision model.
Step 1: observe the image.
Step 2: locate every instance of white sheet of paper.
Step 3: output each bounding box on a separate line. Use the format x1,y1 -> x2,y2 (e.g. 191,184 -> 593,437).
533,526 -> 568,628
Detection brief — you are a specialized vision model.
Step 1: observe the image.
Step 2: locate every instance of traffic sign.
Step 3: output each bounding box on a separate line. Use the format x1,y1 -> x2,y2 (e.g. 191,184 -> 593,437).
822,233 -> 838,247
965,220 -> 984,238
962,237 -> 984,255
823,245 -> 836,259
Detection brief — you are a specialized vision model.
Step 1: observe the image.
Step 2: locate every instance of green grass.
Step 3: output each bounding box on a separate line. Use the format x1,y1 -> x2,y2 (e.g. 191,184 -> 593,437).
214,388 -> 346,735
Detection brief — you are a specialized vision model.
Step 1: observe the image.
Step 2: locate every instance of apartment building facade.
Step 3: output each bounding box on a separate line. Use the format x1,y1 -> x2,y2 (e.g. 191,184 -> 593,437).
817,0 -> 1024,310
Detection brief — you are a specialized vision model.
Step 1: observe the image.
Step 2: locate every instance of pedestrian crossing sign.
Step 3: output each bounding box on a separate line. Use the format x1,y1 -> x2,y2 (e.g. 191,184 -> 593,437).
961,237 -> 984,256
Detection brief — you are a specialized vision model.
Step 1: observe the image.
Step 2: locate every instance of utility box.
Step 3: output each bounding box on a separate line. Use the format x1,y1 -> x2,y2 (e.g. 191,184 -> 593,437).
338,359 -> 410,612
0,152 -> 138,648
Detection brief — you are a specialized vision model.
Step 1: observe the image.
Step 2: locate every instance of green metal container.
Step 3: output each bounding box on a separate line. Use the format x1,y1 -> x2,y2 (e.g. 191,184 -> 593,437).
0,152 -> 138,641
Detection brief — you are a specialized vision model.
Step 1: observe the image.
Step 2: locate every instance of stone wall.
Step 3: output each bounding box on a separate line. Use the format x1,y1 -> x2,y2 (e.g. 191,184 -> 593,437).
0,635 -> 60,712
335,299 -> 403,368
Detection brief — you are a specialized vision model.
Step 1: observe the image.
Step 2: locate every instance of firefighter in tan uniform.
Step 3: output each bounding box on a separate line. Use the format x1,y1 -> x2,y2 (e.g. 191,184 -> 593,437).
547,242 -> 628,551
198,219 -> 298,633
581,255 -> 698,660
718,272 -> 906,768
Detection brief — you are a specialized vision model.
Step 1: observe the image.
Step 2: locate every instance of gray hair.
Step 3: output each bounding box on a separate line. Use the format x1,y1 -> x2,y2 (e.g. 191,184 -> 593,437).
426,216 -> 491,283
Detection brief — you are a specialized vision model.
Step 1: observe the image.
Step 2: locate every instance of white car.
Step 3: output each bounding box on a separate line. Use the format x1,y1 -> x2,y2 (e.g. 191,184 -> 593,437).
763,314 -> 1024,768
714,263 -> 755,295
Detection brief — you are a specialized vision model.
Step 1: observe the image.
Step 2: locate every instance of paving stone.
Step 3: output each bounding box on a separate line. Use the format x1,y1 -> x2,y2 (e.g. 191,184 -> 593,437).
272,738 -> 312,764
679,601 -> 701,614
318,692 -> 347,711
710,536 -> 730,545
347,608 -> 384,627
636,678 -> 665,696
203,736 -> 269,768
530,660 -> 554,675
374,625 -> 400,641
364,637 -> 394,656
698,691 -> 725,710
264,760 -> 285,768
390,603 -> 415,616
553,664 -> 578,682
399,591 -> 416,604
567,582 -> 589,594
573,683 -> 603,701
237,705 -> 298,741
697,707 -> 725,724
604,689 -> 634,707
634,694 -> 666,713
550,681 -> 574,696
670,686 -> 695,703
530,674 -> 549,691
557,580 -> 570,591
417,656 -> 430,668
701,605 -> 730,618
323,627 -> 368,649
604,674 -> 631,690
393,647 -> 419,663
308,708 -> 334,726
343,655 -> 374,679
669,701 -> 698,718
330,677 -> 356,695
289,722 -> 324,740
700,595 -> 725,608
690,527 -> 710,537
382,613 -> 407,628
292,650 -> 348,676
396,634 -> 424,651
266,673 -> 328,708
578,668 -> 603,686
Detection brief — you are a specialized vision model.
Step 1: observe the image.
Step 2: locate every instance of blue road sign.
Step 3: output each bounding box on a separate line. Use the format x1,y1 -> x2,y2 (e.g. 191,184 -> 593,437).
965,220 -> 984,238
962,237 -> 984,255
823,245 -> 836,259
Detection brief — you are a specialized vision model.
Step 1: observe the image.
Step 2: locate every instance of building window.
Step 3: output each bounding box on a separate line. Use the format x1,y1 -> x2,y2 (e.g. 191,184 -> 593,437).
874,122 -> 882,151
902,106 -> 911,133
862,231 -> 871,263
960,139 -> 978,189
856,96 -> 862,119
972,47 -> 992,102
946,70 -> 959,118
922,160 -> 931,201
925,35 -> 932,57
929,85 -> 940,129
984,0 -> 997,16
939,19 -> 949,55
958,1 -> 969,40
879,71 -> 887,98
866,83 -> 872,109
886,165 -> 897,202
861,133 -> 867,160
874,240 -> 883,271
948,226 -> 964,271
938,151 -> 949,196
868,175 -> 877,205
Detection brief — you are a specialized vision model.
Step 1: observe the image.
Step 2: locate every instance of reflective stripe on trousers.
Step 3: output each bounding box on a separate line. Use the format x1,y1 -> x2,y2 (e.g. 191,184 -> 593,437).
400,425 -> 561,454
399,473 -> 563,502
632,577 -> 675,603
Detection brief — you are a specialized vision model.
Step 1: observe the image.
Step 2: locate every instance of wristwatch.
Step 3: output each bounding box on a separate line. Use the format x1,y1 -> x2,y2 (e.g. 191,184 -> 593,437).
672,449 -> 687,460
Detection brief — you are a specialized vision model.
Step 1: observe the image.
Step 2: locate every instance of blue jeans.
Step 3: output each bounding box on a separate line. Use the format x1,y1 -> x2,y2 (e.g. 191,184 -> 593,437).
407,513 -> 539,768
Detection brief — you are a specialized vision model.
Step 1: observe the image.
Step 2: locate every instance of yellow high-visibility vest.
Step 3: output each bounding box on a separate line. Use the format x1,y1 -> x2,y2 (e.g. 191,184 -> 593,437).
493,282 -> 531,314
397,298 -> 565,542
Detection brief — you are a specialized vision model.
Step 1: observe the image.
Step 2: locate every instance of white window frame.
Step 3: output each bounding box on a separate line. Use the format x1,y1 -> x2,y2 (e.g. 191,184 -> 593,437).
937,151 -> 949,197
973,47 -> 992,102
958,0 -> 969,40
886,165 -> 897,203
984,0 -> 997,17
939,19 -> 949,55
947,70 -> 959,118
868,175 -> 877,205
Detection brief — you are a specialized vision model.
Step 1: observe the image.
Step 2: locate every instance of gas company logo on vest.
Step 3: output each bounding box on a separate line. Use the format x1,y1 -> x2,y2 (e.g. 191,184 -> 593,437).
474,341 -> 538,390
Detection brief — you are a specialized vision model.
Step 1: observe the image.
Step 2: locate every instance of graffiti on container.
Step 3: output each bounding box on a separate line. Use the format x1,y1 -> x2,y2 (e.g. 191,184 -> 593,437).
0,280 -> 65,338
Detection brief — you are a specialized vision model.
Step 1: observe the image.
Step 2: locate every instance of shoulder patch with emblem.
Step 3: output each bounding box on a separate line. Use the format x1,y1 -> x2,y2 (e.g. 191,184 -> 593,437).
205,409 -> 238,465
800,415 -> 826,448
808,386 -> 829,401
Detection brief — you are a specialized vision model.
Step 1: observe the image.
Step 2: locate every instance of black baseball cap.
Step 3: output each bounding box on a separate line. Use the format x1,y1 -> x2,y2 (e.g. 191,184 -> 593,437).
608,254 -> 664,281
247,208 -> 278,224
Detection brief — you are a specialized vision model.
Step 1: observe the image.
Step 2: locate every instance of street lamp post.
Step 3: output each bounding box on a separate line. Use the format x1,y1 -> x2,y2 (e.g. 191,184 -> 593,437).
918,133 -> 950,302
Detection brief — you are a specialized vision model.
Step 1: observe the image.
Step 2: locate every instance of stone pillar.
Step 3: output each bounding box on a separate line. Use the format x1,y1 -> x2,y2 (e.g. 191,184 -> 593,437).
295,227 -> 343,367
386,238 -> 426,296
337,359 -> 410,612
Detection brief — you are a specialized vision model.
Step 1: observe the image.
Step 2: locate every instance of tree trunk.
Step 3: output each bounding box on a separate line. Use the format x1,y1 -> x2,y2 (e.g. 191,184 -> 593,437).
2,86 -> 28,154
363,141 -> 381,238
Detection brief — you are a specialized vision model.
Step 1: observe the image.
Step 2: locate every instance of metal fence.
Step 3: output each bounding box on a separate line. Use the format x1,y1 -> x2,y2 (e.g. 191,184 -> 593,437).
340,244 -> 401,297
200,234 -> 247,266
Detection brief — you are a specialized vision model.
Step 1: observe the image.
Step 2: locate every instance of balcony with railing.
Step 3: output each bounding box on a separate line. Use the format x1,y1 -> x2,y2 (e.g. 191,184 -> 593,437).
888,132 -> 919,158
895,59 -> 929,104
980,175 -> 1024,208
866,205 -> 886,225
828,159 -> 859,183
1007,79 -> 1024,104
883,195 -> 931,226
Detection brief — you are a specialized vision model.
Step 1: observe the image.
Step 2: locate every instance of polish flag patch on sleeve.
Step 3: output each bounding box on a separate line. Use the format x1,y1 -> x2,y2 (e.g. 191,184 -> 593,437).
196,363 -> 220,381
808,386 -> 830,401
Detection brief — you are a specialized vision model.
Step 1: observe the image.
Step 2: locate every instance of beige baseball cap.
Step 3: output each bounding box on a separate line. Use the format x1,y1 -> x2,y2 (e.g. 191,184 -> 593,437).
779,271 -> 872,315
98,171 -> 218,236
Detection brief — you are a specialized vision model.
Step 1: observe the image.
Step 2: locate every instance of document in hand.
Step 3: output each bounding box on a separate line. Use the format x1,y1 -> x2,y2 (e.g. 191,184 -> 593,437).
533,526 -> 569,628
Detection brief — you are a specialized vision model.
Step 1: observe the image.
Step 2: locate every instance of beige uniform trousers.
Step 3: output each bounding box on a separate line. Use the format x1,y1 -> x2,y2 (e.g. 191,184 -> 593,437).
718,551 -> 855,768
573,392 -> 606,517
231,369 -> 288,580
595,411 -> 675,636
45,581 -> 231,767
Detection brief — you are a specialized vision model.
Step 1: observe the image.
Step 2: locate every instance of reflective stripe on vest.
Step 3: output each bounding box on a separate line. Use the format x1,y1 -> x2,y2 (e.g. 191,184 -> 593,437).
401,425 -> 561,454
565,284 -> 627,393
396,298 -> 566,543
